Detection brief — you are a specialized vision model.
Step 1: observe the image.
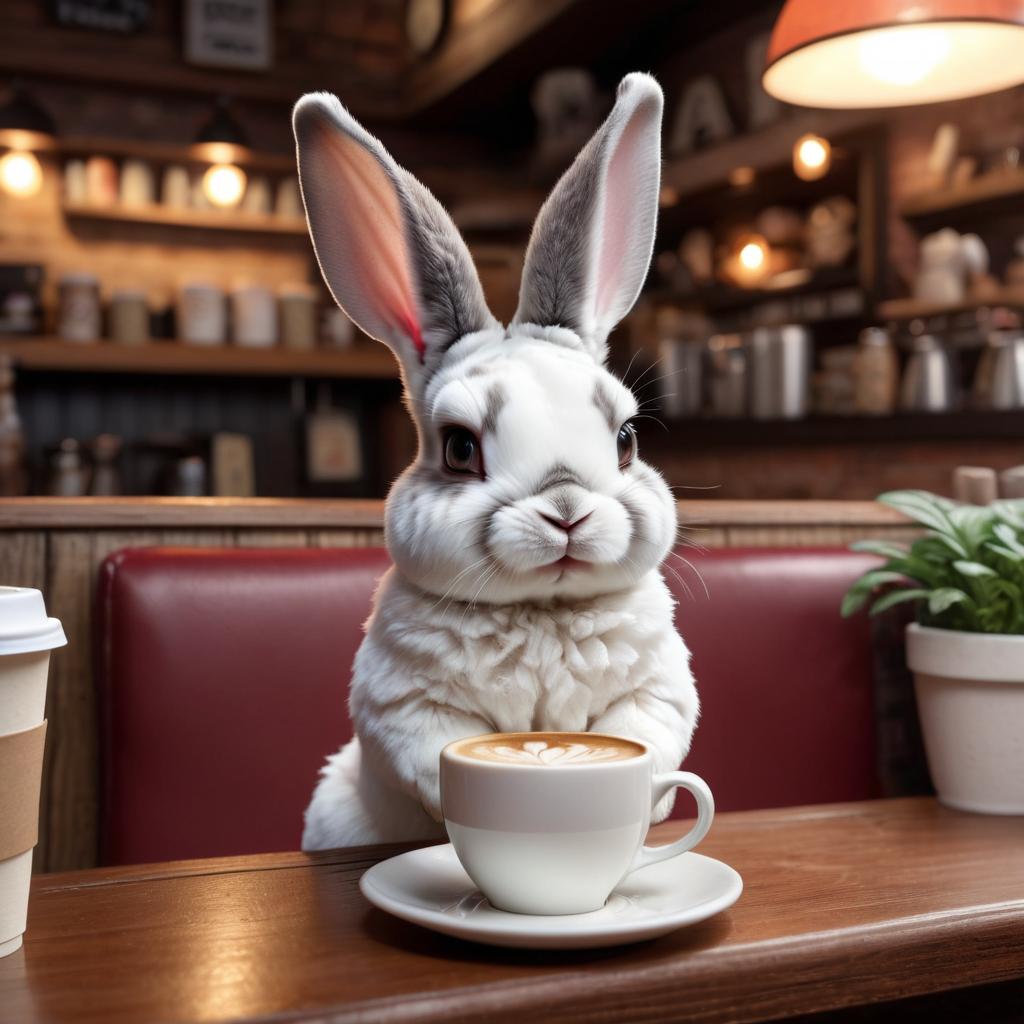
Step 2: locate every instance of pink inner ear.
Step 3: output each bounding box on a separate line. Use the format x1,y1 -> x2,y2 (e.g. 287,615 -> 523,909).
596,106 -> 648,322
319,127 -> 425,360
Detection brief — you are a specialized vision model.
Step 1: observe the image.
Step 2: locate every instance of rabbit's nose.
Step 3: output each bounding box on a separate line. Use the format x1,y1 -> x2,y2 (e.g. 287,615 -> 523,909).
539,511 -> 593,534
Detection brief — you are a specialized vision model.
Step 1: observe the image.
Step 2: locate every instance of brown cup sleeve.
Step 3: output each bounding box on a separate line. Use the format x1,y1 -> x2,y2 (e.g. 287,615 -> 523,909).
0,721 -> 47,863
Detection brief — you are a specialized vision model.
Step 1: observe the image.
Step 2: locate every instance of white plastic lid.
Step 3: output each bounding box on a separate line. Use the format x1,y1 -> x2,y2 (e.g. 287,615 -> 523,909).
0,587 -> 67,656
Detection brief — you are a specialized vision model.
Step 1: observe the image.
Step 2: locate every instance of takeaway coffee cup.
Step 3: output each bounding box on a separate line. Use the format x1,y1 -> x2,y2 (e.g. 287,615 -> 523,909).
0,587 -> 66,957
440,731 -> 714,915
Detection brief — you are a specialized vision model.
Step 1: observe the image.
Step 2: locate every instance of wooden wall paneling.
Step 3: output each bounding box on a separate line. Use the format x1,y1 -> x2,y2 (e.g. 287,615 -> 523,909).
312,529 -> 387,548
725,525 -> 861,547
677,525 -> 729,549
0,531 -> 46,589
233,530 -> 310,548
836,524 -> 923,545
154,530 -> 235,548
40,531 -> 94,872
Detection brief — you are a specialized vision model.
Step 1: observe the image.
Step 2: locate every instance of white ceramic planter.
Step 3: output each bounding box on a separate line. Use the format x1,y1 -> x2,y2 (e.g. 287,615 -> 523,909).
906,624 -> 1024,814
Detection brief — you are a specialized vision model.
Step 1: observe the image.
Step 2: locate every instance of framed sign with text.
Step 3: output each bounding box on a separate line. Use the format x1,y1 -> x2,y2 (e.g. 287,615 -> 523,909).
185,0 -> 272,70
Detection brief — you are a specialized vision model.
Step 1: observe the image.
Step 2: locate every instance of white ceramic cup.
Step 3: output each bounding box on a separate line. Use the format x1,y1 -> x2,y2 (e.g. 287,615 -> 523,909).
0,587 -> 66,958
231,285 -> 278,348
178,283 -> 227,346
440,731 -> 714,915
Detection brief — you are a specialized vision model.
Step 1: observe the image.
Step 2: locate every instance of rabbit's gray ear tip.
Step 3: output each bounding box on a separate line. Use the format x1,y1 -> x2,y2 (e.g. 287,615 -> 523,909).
617,72 -> 663,104
293,92 -> 345,130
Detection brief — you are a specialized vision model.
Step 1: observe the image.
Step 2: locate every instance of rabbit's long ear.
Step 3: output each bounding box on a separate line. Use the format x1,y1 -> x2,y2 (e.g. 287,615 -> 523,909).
514,73 -> 663,363
293,93 -> 498,394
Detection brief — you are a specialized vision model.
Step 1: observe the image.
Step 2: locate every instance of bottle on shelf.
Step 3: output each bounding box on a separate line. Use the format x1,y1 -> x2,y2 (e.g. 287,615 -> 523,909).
854,328 -> 899,416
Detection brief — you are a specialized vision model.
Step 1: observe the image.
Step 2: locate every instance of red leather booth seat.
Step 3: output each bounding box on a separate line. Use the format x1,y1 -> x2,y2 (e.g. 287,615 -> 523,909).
97,546 -> 880,865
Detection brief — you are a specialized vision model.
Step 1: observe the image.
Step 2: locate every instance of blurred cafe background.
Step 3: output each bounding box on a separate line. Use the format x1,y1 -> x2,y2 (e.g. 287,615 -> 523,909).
1,0 -> 1024,503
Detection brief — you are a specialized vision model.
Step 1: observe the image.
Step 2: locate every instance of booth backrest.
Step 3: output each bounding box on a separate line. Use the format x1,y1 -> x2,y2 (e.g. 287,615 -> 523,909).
96,546 -> 880,864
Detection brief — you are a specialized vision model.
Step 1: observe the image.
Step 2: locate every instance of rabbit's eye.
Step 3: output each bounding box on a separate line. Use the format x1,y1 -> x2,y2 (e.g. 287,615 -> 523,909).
617,422 -> 637,468
443,427 -> 483,477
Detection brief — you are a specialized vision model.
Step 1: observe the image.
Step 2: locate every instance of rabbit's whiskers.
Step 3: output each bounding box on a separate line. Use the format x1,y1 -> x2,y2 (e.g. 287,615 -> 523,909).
429,555 -> 494,614
666,550 -> 710,599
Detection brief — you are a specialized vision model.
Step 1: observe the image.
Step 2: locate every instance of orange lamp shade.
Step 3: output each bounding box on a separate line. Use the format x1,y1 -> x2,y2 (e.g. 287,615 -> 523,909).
763,0 -> 1024,107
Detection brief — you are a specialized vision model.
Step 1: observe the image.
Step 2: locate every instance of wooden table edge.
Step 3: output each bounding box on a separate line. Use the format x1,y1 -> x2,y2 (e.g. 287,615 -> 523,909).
19,800 -> 1024,1024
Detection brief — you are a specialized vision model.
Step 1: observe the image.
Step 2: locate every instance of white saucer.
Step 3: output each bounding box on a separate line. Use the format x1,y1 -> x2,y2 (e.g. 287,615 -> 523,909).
360,843 -> 742,949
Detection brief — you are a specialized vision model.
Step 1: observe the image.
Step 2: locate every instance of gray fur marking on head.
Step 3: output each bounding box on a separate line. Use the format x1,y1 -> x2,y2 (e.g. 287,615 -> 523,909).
550,487 -> 580,523
536,463 -> 587,493
592,381 -> 618,432
481,384 -> 508,435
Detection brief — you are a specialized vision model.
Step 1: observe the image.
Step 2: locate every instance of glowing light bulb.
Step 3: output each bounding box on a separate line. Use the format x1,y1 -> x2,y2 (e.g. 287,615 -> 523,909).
793,133 -> 832,181
0,151 -> 42,197
202,163 -> 246,207
739,241 -> 766,271
858,26 -> 952,86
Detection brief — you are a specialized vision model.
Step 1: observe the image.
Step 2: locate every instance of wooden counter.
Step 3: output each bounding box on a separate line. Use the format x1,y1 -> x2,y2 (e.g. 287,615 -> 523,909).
4,799 -> 1022,1024
0,495 -> 910,531
0,499 -> 916,874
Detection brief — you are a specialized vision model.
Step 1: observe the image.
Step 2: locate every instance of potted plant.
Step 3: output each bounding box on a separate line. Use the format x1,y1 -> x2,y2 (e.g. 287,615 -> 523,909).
843,490 -> 1024,814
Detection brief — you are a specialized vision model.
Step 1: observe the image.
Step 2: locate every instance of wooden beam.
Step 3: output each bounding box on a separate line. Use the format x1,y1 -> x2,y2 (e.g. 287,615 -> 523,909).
405,0 -> 581,113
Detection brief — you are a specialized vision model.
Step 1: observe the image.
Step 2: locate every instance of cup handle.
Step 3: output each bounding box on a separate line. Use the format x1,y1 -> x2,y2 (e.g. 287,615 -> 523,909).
629,771 -> 715,873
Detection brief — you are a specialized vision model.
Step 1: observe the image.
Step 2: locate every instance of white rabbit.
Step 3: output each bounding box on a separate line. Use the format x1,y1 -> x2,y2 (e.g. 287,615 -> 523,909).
295,73 -> 699,849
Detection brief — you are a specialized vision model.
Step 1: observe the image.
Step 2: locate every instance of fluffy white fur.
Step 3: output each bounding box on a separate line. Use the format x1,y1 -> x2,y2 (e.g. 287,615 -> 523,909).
303,566 -> 695,848
294,73 -> 700,849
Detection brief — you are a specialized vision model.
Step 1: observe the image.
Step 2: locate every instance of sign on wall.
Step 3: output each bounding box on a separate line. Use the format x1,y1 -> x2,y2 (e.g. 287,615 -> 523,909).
185,0 -> 273,70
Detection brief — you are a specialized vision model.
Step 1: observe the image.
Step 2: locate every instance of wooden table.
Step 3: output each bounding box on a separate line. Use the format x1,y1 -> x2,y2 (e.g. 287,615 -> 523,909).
2,798 -> 1023,1023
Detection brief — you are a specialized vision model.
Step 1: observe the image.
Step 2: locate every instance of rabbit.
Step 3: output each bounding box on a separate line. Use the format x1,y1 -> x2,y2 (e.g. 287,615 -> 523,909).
294,72 -> 700,849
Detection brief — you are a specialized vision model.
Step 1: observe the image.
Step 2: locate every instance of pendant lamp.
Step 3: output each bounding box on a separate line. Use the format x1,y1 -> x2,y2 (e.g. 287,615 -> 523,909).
763,1 -> 1024,108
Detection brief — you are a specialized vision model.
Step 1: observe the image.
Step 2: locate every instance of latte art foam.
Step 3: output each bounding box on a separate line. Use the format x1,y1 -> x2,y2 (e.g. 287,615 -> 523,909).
474,741 -> 624,765
454,733 -> 644,766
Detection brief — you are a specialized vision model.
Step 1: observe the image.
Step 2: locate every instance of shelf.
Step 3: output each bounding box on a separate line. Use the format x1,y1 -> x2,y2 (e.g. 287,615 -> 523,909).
878,290 -> 1024,321
59,135 -> 296,174
660,108 -> 880,202
649,267 -> 862,316
62,202 -> 309,236
899,171 -> 1024,221
641,409 -> 1024,449
0,339 -> 397,380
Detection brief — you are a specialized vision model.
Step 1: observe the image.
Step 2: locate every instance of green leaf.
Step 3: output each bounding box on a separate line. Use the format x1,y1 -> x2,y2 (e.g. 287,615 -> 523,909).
925,532 -> 969,559
869,588 -> 930,615
878,490 -> 957,534
993,523 -> 1024,555
928,588 -> 970,615
853,569 -> 909,589
953,560 -> 997,578
840,570 -> 908,617
947,505 -> 992,553
985,543 -> 1024,564
993,501 -> 1024,532
849,539 -> 909,559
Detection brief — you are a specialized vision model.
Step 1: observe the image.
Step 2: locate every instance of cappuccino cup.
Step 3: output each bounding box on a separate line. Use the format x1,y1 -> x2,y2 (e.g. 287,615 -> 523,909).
440,731 -> 714,915
0,587 -> 65,957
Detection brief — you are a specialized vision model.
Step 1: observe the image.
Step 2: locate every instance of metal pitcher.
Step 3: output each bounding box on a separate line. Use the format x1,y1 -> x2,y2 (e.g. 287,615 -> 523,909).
900,335 -> 954,413
749,325 -> 810,420
973,331 -> 1024,410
